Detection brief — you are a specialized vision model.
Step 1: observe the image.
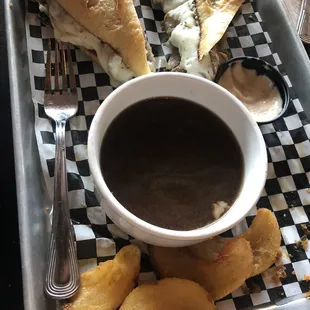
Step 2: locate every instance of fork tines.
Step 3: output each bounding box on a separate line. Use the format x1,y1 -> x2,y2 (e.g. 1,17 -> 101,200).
45,39 -> 76,94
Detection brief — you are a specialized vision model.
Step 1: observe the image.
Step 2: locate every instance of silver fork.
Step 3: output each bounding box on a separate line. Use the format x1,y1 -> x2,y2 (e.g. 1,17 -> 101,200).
44,39 -> 80,299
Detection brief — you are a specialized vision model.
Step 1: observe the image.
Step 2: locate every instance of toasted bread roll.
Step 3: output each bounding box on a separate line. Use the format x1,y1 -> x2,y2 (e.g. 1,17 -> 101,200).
195,0 -> 244,59
55,0 -> 151,77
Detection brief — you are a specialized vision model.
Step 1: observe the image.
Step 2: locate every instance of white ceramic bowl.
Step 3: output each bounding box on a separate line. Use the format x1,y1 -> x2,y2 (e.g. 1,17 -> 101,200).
88,72 -> 267,247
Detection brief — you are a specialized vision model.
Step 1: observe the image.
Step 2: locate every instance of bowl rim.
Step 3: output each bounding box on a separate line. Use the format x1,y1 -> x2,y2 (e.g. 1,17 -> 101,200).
213,56 -> 290,125
88,72 -> 268,241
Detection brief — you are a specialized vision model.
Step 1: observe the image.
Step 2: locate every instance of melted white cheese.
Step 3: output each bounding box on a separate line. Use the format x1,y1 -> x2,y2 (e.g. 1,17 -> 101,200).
44,0 -> 134,87
165,0 -> 216,80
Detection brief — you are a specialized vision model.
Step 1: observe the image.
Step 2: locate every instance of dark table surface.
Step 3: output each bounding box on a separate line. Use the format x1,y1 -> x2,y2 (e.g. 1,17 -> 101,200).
0,1 -> 24,309
1,1 -> 310,309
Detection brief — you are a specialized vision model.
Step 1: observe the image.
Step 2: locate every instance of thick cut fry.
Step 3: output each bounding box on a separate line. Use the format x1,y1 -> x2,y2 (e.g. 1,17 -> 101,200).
241,208 -> 281,276
63,245 -> 141,310
149,237 -> 253,301
195,0 -> 244,59
120,278 -> 216,310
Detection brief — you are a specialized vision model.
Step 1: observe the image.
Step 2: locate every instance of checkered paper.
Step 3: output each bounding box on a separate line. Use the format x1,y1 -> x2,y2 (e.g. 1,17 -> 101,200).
25,0 -> 310,308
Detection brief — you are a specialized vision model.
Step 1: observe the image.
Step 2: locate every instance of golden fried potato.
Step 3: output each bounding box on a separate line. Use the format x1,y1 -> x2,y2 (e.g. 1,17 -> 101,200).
241,208 -> 281,276
149,237 -> 253,301
149,208 -> 281,301
63,245 -> 141,310
120,278 -> 216,310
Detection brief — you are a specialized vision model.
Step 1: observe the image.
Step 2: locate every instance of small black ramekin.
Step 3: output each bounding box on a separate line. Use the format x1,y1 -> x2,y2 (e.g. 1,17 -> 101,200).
213,56 -> 290,124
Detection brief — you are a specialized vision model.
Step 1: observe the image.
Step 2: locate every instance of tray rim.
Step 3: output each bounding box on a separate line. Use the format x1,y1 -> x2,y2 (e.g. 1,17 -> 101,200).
4,0 -> 310,309
4,0 -> 55,309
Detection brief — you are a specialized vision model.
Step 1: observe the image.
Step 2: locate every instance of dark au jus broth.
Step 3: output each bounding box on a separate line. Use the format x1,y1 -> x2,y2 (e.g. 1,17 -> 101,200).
100,97 -> 244,230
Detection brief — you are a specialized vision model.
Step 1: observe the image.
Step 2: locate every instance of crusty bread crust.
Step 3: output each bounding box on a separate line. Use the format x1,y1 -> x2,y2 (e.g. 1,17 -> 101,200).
55,0 -> 150,76
195,0 -> 243,60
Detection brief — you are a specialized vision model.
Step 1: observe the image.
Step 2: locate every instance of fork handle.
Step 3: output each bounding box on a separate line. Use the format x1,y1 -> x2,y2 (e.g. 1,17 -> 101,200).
44,119 -> 80,299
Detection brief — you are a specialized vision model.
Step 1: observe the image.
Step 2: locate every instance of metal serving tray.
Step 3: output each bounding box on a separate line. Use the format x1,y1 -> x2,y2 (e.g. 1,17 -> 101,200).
3,0 -> 310,309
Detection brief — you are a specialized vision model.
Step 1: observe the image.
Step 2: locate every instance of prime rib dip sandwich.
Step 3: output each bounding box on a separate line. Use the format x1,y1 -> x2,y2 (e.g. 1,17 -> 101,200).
38,0 -> 155,87
155,0 -> 244,79
38,0 -> 243,85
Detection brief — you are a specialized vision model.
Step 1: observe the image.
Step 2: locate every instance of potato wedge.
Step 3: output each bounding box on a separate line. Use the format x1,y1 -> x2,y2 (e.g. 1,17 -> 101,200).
63,244 -> 141,310
149,208 -> 281,301
241,208 -> 281,276
120,278 -> 216,310
149,237 -> 253,301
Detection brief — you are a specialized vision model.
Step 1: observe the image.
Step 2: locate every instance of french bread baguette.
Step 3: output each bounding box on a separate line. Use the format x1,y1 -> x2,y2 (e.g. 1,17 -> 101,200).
55,0 -> 151,77
196,0 -> 244,59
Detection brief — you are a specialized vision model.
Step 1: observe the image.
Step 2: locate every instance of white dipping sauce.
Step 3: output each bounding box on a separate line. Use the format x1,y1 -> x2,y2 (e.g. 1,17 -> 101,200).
219,62 -> 283,122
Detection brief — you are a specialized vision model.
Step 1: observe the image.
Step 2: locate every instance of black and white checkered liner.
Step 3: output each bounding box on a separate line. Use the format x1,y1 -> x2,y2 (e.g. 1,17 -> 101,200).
25,0 -> 310,308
